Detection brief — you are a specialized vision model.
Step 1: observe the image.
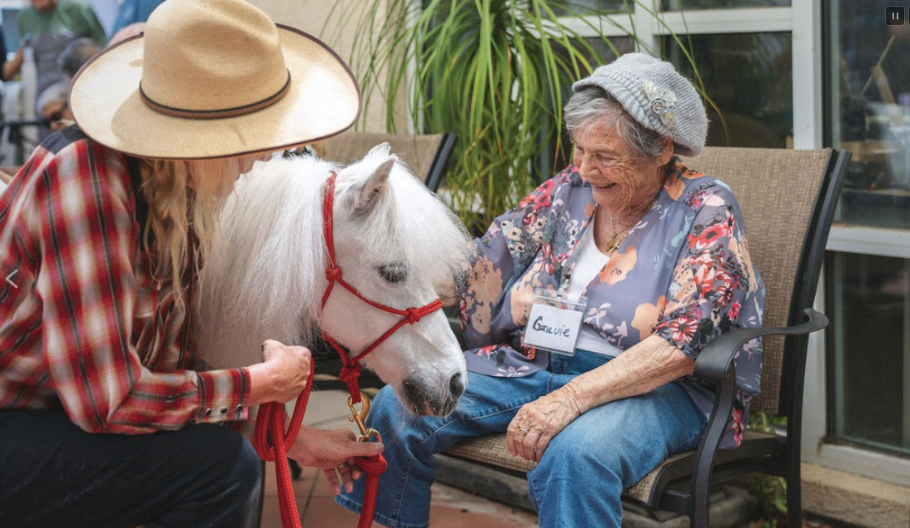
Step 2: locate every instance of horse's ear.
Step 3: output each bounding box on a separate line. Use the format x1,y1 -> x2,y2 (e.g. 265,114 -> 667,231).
366,142 -> 392,157
353,156 -> 396,215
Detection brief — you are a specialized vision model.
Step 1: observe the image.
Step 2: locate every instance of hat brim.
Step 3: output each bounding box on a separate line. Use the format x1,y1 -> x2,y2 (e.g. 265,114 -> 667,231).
69,25 -> 362,160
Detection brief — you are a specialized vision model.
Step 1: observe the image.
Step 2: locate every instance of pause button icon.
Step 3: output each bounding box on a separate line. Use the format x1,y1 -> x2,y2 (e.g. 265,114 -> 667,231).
887,6 -> 905,25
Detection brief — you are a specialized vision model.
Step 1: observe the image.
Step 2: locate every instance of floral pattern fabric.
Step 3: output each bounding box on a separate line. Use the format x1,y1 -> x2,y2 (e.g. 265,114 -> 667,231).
457,157 -> 765,448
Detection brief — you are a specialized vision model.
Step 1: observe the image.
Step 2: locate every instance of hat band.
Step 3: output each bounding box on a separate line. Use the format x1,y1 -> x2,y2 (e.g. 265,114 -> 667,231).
139,70 -> 291,119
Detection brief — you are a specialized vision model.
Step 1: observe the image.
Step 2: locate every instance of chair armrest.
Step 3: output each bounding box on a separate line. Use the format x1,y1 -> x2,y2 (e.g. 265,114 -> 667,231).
695,308 -> 828,383
687,308 -> 827,517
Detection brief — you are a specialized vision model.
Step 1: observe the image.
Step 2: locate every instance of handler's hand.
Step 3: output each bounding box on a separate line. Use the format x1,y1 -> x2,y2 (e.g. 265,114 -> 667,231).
247,340 -> 311,405
507,387 -> 584,462
288,426 -> 385,495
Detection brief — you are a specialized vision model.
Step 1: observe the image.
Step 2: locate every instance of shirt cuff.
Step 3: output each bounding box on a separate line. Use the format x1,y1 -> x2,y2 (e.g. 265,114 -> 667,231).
195,368 -> 251,423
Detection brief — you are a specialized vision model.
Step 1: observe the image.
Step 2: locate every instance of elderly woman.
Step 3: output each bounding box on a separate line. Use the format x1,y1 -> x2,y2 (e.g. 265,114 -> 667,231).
338,53 -> 765,527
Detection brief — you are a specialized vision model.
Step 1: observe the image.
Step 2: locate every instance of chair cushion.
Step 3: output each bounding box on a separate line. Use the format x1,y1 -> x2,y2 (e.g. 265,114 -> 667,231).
445,433 -> 537,473
444,428 -> 781,505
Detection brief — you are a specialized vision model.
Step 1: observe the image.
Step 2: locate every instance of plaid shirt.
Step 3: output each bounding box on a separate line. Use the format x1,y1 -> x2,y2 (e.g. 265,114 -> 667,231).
0,128 -> 250,433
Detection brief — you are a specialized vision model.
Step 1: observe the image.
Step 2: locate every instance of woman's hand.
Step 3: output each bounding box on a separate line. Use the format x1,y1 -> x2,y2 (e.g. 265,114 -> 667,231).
507,386 -> 585,462
288,426 -> 385,494
247,340 -> 312,406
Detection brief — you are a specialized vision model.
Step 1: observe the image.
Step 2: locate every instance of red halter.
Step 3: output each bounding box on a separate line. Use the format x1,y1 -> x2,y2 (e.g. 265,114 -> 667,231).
320,171 -> 443,404
254,171 -> 444,528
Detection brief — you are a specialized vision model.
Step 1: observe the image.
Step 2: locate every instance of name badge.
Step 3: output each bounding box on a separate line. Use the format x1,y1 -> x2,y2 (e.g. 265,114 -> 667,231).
522,290 -> 587,356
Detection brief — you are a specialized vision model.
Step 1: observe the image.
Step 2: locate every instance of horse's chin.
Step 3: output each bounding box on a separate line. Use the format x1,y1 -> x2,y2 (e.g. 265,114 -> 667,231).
401,398 -> 458,418
399,376 -> 463,417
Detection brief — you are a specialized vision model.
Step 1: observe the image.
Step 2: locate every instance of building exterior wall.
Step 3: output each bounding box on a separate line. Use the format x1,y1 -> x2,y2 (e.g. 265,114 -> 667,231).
249,0 -> 408,134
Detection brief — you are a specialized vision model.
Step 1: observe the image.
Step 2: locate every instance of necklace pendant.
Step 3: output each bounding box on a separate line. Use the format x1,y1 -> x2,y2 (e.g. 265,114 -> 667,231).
606,235 -> 619,252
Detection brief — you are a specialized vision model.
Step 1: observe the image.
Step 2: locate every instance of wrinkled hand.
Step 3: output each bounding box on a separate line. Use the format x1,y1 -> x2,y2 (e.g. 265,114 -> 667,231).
507,387 -> 583,462
288,426 -> 385,495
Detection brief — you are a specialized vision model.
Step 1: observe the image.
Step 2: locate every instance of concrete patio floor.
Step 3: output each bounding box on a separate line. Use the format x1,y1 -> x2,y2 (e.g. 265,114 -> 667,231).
259,389 -> 539,527
258,389 -> 869,528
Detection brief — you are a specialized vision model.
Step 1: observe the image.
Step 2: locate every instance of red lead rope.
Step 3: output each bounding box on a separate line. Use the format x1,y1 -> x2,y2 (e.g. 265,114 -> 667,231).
252,369 -> 387,528
253,366 -> 313,528
252,172 -> 441,528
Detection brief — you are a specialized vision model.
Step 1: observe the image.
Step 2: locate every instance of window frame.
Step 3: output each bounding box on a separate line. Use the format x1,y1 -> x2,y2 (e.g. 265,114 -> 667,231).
807,0 -> 910,485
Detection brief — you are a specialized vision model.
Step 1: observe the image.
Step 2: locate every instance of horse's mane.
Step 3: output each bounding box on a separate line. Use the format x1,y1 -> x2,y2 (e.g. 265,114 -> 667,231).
195,154 -> 469,368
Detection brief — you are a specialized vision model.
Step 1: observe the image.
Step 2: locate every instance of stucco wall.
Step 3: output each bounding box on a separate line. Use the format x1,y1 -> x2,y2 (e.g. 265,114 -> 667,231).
249,0 -> 407,134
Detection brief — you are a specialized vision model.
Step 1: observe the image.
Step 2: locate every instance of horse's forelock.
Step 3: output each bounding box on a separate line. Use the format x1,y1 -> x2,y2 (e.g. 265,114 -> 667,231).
334,161 -> 469,287
386,164 -> 471,284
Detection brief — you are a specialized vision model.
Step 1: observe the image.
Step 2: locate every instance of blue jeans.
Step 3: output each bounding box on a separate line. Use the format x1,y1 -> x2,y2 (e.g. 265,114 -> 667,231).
336,350 -> 707,528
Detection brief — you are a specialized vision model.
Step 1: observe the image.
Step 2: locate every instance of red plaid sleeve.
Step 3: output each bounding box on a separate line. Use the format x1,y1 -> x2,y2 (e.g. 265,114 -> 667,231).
35,139 -> 250,433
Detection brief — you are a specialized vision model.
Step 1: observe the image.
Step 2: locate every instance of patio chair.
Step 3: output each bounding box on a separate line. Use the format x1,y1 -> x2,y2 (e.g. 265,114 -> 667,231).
313,130 -> 457,193
439,146 -> 850,528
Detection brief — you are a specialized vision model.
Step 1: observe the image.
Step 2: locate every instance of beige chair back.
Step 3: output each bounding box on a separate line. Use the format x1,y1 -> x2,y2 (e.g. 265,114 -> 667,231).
682,147 -> 833,414
314,131 -> 453,189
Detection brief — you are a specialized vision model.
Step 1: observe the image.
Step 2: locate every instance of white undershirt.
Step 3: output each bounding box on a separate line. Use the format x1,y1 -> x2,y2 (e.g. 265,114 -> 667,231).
565,226 -> 624,357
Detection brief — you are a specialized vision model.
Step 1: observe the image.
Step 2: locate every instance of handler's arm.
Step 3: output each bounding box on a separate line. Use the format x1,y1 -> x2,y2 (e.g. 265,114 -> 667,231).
35,143 -> 254,434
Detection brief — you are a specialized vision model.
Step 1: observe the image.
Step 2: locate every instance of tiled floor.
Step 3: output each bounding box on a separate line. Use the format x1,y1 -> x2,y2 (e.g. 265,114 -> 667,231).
259,389 -> 539,528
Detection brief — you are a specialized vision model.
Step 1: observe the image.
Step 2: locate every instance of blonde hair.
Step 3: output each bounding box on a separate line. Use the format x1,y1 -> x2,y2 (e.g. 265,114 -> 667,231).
138,158 -> 236,309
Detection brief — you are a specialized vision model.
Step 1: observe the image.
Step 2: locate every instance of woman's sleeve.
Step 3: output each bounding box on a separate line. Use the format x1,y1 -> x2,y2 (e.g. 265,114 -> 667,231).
35,143 -> 250,434
458,171 -> 568,347
654,186 -> 764,360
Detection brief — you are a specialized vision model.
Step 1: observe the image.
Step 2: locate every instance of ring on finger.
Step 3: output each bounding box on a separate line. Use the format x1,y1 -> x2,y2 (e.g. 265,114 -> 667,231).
336,463 -> 346,469
517,427 -> 529,437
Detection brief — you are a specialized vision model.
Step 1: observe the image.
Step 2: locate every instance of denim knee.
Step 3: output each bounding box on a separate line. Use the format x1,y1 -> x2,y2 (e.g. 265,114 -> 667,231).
367,386 -> 436,450
367,386 -> 405,430
527,419 -> 627,528
535,425 -> 626,484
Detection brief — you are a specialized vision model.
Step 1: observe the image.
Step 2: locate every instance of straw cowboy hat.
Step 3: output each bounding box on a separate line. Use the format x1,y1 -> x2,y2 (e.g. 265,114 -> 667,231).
69,0 -> 361,159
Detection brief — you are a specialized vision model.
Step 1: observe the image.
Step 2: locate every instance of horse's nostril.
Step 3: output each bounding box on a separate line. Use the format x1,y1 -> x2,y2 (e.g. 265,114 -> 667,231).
449,373 -> 465,398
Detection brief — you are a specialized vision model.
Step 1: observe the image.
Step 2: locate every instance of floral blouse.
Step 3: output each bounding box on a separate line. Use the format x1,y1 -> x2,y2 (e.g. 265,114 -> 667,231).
457,157 -> 765,448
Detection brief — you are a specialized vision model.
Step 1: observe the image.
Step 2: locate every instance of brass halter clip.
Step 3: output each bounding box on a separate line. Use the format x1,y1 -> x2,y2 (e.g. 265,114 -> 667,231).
348,394 -> 383,443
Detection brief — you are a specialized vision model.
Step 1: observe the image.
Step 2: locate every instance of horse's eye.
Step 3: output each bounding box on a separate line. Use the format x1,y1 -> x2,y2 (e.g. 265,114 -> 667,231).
378,262 -> 408,284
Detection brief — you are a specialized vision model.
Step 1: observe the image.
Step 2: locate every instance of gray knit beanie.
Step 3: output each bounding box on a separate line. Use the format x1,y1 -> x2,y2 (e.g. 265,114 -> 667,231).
572,53 -> 708,157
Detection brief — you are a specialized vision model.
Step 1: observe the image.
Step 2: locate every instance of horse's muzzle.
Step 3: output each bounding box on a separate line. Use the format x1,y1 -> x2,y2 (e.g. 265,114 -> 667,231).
401,372 -> 465,416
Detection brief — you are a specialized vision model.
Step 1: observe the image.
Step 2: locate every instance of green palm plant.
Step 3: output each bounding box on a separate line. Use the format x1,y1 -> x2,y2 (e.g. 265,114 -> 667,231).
328,0 -> 705,229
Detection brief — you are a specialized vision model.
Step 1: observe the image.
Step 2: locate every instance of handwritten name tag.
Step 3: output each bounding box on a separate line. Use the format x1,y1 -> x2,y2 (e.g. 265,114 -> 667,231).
522,291 -> 587,356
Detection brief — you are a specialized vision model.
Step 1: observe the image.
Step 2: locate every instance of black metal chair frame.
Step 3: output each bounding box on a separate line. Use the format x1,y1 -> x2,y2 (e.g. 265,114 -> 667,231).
423,132 -> 457,193
667,149 -> 849,526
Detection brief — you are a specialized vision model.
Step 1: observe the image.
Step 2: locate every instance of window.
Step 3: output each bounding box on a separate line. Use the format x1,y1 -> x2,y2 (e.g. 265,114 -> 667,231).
826,0 -> 910,460
555,3 -> 794,149
665,32 -> 792,148
829,0 -> 910,230
827,251 -> 910,456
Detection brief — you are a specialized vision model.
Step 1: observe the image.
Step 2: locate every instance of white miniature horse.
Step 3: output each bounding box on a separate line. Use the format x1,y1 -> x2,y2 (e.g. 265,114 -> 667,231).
196,144 -> 470,416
